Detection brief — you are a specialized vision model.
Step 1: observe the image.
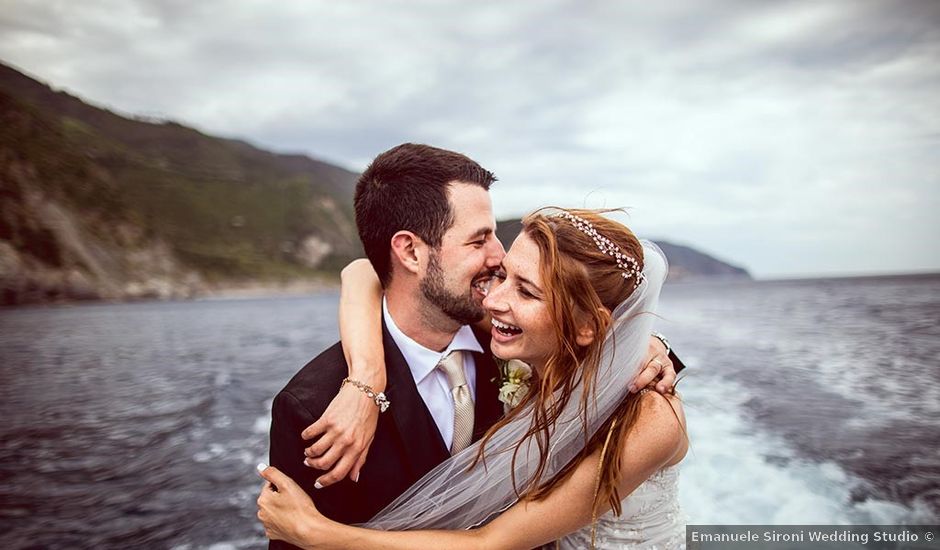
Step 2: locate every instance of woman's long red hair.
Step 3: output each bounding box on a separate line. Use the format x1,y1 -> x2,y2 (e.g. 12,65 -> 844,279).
472,208 -> 673,516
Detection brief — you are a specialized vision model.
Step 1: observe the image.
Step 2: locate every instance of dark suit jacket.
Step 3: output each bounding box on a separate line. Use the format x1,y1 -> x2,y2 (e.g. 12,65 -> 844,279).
269,322 -> 503,549
666,351 -> 687,375
269,323 -> 686,549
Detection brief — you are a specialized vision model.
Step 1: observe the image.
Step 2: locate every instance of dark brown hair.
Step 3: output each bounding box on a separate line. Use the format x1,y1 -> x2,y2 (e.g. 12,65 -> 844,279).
354,143 -> 496,287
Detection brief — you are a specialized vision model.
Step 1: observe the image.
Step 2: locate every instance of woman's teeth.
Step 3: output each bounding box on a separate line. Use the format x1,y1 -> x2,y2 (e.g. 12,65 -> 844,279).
492,318 -> 523,336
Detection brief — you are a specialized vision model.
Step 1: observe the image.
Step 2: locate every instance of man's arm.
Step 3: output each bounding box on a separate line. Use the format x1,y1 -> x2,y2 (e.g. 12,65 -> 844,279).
271,391 -> 320,495
270,391 -> 344,548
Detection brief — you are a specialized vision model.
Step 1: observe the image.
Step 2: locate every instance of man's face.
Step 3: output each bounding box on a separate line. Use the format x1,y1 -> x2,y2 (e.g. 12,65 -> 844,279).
419,182 -> 505,325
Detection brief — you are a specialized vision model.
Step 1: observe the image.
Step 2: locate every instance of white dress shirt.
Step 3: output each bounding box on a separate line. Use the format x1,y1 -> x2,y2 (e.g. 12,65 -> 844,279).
383,297 -> 483,449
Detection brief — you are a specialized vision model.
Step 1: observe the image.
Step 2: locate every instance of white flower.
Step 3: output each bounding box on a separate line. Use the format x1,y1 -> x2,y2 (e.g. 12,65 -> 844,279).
505,360 -> 532,383
499,382 -> 521,405
497,359 -> 533,408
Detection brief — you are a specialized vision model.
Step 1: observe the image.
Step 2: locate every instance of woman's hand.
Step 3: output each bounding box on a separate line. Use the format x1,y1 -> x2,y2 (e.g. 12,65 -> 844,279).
300,383 -> 379,487
630,336 -> 676,394
304,257 -> 386,488
257,464 -> 324,547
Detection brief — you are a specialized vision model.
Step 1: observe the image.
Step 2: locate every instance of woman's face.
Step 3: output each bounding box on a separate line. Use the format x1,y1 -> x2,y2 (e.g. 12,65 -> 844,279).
482,232 -> 557,371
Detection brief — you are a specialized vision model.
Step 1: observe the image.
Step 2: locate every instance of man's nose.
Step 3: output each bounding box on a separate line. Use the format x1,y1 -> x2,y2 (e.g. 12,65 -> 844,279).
484,237 -> 505,269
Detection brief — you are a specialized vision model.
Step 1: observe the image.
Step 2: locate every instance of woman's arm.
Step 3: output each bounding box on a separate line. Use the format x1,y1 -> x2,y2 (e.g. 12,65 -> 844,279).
337,259 -> 386,385
473,392 -> 687,549
259,393 -> 687,550
258,465 -> 489,550
300,259 -> 387,487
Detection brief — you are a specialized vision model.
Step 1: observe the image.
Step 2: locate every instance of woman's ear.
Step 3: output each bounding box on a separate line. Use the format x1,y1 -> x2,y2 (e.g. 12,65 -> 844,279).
390,231 -> 424,276
576,307 -> 610,347
575,326 -> 595,347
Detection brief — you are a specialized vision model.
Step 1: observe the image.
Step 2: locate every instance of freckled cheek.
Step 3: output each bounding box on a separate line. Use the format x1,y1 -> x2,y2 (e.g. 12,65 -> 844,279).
521,308 -> 551,346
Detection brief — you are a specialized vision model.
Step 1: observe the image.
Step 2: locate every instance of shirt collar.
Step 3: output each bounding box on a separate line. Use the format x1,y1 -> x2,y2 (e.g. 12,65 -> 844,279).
383,296 -> 484,384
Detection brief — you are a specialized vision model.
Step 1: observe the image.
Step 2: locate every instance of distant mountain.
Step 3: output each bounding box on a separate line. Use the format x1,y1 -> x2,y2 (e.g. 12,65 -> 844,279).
0,62 -> 362,305
651,240 -> 751,280
0,62 -> 750,306
495,219 -> 751,281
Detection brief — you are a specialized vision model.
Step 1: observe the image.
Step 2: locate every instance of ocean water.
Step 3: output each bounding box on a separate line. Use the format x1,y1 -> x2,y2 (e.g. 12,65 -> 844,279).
660,275 -> 940,525
0,274 -> 937,548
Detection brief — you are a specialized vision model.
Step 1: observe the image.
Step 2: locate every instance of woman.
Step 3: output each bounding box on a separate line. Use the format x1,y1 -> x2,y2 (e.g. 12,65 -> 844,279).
258,208 -> 688,549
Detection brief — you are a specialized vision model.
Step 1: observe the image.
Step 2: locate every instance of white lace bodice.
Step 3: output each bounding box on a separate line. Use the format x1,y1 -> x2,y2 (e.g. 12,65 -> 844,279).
557,464 -> 685,549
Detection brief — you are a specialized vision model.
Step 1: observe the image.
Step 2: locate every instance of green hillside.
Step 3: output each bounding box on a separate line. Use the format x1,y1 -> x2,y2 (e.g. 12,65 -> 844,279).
0,62 -> 751,306
0,62 -> 361,304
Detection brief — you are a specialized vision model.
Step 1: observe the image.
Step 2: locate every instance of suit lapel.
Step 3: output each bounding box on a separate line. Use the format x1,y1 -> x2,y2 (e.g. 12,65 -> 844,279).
381,320 -> 450,478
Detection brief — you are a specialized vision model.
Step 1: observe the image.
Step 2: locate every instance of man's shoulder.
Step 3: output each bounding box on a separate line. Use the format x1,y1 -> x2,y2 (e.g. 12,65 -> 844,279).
277,341 -> 348,409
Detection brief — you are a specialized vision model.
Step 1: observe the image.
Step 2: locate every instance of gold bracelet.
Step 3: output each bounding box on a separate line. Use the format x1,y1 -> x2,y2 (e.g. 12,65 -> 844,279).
341,378 -> 391,413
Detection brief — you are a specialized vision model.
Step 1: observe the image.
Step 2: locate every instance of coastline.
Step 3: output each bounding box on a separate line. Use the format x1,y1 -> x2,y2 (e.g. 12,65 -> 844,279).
0,277 -> 340,308
197,279 -> 339,300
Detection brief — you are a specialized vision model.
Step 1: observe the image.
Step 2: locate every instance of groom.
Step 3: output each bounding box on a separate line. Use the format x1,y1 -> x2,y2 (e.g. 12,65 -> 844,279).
269,144 -> 508,538
268,144 -> 682,545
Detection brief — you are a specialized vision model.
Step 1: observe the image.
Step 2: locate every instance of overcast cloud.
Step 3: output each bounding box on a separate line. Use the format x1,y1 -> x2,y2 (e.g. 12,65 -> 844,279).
2,0 -> 938,277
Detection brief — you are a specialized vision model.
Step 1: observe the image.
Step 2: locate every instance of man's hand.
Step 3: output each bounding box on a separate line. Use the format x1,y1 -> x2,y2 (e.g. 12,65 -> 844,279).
300,384 -> 379,488
630,335 -> 677,394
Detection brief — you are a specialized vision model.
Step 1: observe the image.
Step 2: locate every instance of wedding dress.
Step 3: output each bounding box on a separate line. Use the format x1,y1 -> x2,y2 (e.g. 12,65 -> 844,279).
557,464 -> 685,549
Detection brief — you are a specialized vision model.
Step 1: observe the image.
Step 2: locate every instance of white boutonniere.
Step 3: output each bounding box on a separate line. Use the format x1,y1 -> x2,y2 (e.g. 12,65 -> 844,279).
495,359 -> 533,410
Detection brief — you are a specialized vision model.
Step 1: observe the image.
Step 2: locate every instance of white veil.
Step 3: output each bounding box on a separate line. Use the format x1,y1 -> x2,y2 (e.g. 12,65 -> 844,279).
363,240 -> 669,530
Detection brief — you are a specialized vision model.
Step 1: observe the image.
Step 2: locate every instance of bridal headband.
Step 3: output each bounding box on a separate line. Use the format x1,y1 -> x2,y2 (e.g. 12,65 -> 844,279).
554,211 -> 646,289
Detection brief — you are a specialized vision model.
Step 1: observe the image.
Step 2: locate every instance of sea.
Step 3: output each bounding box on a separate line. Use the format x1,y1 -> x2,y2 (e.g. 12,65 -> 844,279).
1,274 -> 937,548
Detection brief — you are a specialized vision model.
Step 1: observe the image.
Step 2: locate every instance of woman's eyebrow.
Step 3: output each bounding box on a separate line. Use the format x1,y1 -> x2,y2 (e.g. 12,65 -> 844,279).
516,274 -> 543,294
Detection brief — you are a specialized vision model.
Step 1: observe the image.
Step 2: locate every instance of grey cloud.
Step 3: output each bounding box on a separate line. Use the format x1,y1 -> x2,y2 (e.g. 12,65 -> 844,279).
1,0 -> 937,276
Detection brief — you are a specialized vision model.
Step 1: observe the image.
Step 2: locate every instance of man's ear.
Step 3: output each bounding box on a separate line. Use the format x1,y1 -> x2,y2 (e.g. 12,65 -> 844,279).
390,231 -> 425,276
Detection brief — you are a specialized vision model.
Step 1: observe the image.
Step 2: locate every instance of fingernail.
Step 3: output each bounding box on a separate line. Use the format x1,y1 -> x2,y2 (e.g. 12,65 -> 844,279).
353,472 -> 360,483
303,458 -> 312,467
314,481 -> 323,490
256,463 -> 267,473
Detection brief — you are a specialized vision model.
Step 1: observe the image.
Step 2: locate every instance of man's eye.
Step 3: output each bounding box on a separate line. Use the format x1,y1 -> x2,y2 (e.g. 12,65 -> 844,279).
471,240 -> 485,247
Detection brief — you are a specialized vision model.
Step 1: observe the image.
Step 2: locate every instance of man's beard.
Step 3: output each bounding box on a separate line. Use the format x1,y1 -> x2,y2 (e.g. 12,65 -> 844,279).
420,250 -> 486,326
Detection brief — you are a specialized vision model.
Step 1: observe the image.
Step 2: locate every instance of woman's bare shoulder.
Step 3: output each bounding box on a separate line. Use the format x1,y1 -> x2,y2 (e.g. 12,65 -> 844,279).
632,390 -> 688,466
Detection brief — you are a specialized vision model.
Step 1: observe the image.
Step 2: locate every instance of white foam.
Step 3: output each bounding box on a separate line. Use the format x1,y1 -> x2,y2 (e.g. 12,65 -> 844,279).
192,443 -> 227,464
253,414 -> 271,434
677,376 -> 919,524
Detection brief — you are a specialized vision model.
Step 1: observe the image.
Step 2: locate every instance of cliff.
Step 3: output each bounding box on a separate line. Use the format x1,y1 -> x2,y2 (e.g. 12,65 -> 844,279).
0,62 -> 750,306
0,63 -> 361,305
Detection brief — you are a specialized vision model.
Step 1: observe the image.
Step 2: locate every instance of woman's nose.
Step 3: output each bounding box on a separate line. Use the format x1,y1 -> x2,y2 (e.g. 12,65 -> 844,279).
483,280 -> 508,312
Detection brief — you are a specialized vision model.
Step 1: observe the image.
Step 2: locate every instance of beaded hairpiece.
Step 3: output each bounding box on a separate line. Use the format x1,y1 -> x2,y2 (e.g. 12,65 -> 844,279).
554,211 -> 645,289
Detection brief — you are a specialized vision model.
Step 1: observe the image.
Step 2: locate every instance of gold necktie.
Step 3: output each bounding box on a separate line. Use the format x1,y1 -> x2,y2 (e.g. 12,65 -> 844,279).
438,351 -> 474,454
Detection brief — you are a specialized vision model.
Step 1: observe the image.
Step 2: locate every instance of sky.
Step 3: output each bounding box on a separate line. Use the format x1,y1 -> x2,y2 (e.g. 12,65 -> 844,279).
1,0 -> 938,278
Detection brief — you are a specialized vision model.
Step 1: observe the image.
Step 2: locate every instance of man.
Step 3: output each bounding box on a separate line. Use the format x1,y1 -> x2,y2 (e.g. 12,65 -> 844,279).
268,144 -> 680,546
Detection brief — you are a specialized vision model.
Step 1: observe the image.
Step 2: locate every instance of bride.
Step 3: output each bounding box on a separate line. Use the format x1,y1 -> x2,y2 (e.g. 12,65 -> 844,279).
257,208 -> 688,549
